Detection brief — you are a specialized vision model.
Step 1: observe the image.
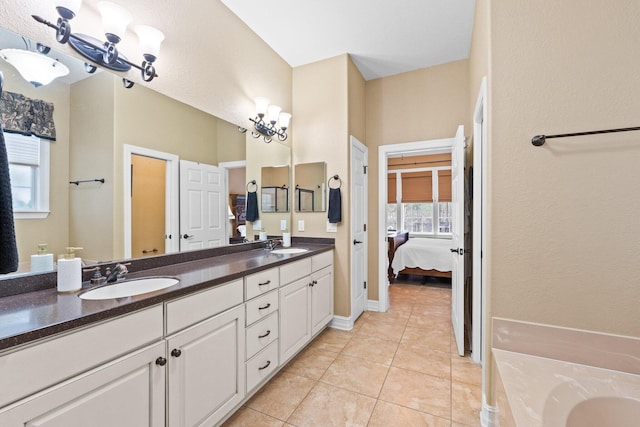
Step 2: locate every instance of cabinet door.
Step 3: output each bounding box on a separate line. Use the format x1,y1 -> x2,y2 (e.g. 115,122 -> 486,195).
311,266 -> 334,336
279,277 -> 311,365
0,342 -> 165,427
167,304 -> 245,427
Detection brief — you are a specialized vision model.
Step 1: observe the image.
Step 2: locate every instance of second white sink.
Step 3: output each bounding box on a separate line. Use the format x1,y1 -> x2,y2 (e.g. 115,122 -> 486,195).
79,277 -> 179,300
271,248 -> 308,255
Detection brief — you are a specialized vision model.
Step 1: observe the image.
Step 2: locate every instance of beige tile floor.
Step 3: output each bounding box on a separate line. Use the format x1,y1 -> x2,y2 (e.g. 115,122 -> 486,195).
223,278 -> 482,427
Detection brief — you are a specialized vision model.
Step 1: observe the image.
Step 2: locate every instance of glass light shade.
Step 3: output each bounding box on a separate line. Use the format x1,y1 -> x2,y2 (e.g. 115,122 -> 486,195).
97,1 -> 132,40
0,49 -> 69,87
56,0 -> 82,15
135,25 -> 164,59
254,97 -> 270,118
267,105 -> 281,124
278,112 -> 291,130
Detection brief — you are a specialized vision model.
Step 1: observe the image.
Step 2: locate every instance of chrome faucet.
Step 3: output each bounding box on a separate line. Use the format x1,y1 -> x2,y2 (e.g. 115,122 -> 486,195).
105,263 -> 129,283
265,239 -> 283,250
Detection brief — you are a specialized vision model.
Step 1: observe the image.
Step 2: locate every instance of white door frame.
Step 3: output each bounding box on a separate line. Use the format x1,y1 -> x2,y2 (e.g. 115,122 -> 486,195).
350,136 -> 368,321
473,77 -> 488,364
377,137 -> 454,312
219,160 -> 247,240
123,145 -> 180,258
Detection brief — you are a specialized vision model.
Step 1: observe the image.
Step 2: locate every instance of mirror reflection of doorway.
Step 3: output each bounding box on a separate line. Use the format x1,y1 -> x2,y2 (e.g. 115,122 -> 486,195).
131,154 -> 166,257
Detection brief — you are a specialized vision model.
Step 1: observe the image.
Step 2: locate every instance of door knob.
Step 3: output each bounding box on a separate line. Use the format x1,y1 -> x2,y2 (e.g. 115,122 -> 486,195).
353,239 -> 363,245
183,234 -> 194,239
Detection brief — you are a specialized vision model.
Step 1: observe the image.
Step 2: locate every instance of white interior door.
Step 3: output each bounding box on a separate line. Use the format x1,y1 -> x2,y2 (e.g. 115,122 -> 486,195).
451,125 -> 466,356
350,136 -> 368,322
179,160 -> 226,251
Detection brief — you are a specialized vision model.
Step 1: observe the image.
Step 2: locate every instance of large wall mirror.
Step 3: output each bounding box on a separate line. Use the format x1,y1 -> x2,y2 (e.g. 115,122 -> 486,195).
261,165 -> 290,213
0,25 -> 290,278
294,162 -> 326,212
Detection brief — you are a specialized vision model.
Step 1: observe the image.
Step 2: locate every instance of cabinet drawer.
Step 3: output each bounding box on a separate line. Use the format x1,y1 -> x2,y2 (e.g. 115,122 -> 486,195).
166,279 -> 243,335
245,290 -> 279,326
279,258 -> 312,285
245,268 -> 279,300
312,250 -> 333,271
246,340 -> 279,393
0,305 -> 163,408
246,312 -> 279,360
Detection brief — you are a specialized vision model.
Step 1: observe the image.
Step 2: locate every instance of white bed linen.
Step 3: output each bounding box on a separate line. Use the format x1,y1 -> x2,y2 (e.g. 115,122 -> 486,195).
391,238 -> 452,275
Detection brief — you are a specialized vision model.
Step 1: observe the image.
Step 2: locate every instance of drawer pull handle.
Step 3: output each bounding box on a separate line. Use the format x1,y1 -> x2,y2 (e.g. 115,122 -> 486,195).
258,280 -> 271,286
171,348 -> 182,358
258,330 -> 271,339
258,303 -> 271,310
258,360 -> 271,370
155,357 -> 167,366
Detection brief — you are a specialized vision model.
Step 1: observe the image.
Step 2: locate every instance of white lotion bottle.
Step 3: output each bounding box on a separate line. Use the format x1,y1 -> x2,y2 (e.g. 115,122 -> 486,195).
31,243 -> 54,273
57,247 -> 83,293
282,232 -> 291,247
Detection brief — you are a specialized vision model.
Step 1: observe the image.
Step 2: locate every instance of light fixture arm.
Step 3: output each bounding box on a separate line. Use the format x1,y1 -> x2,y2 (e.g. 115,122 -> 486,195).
248,116 -> 288,143
32,13 -> 159,85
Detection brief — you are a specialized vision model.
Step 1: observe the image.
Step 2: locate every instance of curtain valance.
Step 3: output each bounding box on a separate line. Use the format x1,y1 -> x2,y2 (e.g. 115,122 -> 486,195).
0,91 -> 56,141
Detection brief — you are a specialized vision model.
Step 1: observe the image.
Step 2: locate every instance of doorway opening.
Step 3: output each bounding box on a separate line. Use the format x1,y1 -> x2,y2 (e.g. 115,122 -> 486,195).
123,145 -> 179,259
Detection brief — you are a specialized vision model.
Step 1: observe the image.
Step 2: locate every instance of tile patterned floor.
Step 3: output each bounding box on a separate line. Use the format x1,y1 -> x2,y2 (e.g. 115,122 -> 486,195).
223,279 -> 482,426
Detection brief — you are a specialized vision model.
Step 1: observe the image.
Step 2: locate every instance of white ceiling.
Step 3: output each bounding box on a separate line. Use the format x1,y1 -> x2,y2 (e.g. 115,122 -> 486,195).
220,0 -> 477,80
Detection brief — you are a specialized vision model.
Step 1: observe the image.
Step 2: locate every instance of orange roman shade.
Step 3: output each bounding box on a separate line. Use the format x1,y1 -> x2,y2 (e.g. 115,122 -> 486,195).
387,174 -> 397,203
438,170 -> 452,202
401,171 -> 432,203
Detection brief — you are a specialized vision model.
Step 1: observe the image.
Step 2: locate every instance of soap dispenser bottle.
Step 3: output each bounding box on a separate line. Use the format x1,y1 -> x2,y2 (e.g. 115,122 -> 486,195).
57,247 -> 83,293
31,243 -> 54,273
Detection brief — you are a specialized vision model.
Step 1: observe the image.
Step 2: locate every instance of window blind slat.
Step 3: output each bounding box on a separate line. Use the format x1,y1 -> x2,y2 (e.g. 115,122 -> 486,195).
438,170 -> 452,202
5,134 -> 40,166
387,174 -> 396,203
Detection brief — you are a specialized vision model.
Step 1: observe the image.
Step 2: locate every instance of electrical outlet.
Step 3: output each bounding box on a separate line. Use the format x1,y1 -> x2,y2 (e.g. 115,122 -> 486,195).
326,221 -> 337,233
280,220 -> 287,231
298,220 -> 305,232
252,220 -> 262,230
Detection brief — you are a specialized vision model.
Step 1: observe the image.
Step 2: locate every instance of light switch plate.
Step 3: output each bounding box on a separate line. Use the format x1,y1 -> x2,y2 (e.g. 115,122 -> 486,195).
298,220 -> 305,232
252,220 -> 262,230
280,220 -> 287,231
326,221 -> 337,233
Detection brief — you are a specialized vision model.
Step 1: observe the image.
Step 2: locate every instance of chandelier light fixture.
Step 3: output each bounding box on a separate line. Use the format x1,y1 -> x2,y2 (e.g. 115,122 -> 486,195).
32,0 -> 164,88
0,44 -> 70,87
241,97 -> 292,143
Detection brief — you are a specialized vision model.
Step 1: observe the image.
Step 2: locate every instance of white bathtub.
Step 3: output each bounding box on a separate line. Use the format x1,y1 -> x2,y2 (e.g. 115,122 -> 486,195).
492,319 -> 640,427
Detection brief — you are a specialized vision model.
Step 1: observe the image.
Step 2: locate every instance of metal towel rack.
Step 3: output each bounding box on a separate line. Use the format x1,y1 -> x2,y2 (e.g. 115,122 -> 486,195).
246,180 -> 257,191
69,178 -> 105,185
532,126 -> 640,146
328,174 -> 342,189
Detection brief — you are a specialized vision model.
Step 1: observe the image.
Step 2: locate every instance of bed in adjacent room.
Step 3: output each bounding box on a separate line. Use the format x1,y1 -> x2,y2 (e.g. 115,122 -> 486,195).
388,233 -> 452,282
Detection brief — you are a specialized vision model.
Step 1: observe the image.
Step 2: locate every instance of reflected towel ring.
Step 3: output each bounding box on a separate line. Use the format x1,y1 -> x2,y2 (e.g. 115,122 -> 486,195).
246,180 -> 257,192
328,174 -> 342,189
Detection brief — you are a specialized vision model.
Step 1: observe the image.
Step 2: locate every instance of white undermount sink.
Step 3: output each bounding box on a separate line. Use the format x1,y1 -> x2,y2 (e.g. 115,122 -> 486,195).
79,277 -> 179,300
271,248 -> 308,255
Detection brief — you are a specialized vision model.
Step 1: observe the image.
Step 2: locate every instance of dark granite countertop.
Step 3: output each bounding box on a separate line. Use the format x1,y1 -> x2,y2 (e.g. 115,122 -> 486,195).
0,243 -> 333,352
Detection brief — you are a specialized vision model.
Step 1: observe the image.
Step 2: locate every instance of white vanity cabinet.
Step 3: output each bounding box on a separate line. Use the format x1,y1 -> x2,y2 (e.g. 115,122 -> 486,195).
165,279 -> 245,427
279,251 -> 334,364
0,306 -> 165,426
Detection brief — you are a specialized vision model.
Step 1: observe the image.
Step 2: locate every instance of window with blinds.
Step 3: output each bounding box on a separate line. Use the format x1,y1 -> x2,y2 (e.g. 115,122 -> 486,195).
386,165 -> 452,236
5,133 -> 50,217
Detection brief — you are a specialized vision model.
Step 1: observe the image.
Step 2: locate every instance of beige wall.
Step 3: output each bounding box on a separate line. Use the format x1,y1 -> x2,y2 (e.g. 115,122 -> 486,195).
489,1 -> 640,334
292,55 -> 352,317
365,60 -> 470,300
1,62 -> 71,269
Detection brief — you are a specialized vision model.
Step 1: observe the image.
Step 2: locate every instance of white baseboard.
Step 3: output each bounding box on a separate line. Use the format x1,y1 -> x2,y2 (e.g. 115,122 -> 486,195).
480,403 -> 500,427
367,300 -> 380,312
329,315 -> 353,331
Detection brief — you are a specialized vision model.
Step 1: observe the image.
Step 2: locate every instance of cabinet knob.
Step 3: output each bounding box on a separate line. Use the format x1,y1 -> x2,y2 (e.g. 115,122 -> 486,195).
171,348 -> 182,358
155,357 -> 167,366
